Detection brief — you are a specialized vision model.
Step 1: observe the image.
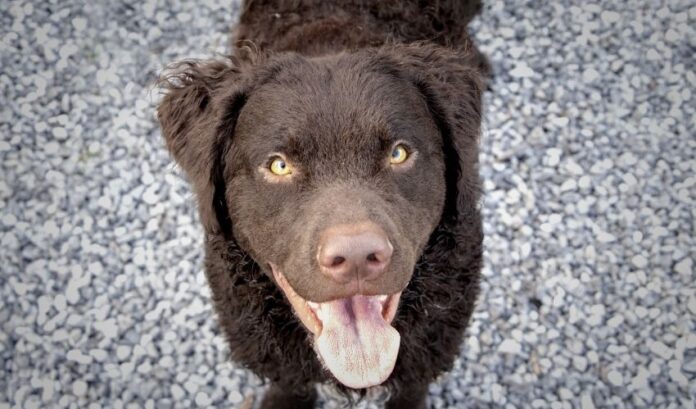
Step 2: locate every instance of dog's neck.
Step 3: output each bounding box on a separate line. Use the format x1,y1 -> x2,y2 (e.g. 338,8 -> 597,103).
233,0 -> 477,56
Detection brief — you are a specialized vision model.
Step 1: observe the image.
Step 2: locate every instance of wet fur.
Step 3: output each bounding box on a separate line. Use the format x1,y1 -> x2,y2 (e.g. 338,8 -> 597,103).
158,0 -> 486,406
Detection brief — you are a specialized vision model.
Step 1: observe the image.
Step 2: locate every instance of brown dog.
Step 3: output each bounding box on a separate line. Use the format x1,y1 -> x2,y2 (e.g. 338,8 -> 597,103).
157,1 -> 487,408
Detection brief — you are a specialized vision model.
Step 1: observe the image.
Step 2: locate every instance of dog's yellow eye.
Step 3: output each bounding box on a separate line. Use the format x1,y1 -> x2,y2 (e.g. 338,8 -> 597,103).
389,145 -> 409,165
269,157 -> 292,176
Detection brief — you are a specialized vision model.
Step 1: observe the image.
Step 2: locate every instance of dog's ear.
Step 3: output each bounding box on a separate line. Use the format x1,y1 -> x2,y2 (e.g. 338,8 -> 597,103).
377,43 -> 486,227
157,58 -> 248,237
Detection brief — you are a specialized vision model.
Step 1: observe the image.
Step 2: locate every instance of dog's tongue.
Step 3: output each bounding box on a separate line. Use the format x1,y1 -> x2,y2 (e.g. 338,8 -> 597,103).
314,295 -> 400,389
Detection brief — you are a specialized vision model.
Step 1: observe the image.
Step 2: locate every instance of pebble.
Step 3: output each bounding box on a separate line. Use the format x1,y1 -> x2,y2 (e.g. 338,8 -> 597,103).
631,367 -> 650,389
674,258 -> 691,276
72,380 -> 88,397
510,62 -> 535,78
606,315 -> 624,328
564,160 -> 584,175
607,370 -> 623,386
116,345 -> 131,361
67,349 -> 93,365
194,392 -> 210,406
600,10 -> 621,24
546,148 -> 562,167
648,341 -> 673,360
498,339 -> 522,355
170,385 -> 185,401
580,393 -> 595,409
52,127 -> 68,140
94,319 -> 118,339
631,255 -> 648,269
583,68 -> 599,83
228,391 -> 244,403
573,356 -> 588,372
72,17 -> 87,31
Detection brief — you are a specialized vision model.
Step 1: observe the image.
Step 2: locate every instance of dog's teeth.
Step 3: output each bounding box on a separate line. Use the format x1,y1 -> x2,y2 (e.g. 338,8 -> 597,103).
377,295 -> 388,303
307,301 -> 320,310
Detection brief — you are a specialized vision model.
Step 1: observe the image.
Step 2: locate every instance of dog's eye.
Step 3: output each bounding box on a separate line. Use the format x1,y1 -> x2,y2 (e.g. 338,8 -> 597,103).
269,157 -> 292,176
389,144 -> 409,165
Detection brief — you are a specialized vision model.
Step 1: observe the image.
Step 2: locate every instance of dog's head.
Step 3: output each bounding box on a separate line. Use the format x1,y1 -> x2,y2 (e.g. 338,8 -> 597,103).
158,43 -> 484,389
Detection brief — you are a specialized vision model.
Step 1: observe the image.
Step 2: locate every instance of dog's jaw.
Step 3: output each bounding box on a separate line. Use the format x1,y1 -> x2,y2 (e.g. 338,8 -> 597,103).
271,264 -> 402,389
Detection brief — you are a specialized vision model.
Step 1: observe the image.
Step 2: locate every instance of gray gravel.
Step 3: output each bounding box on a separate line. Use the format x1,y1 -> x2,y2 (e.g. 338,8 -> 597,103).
1,0 -> 695,408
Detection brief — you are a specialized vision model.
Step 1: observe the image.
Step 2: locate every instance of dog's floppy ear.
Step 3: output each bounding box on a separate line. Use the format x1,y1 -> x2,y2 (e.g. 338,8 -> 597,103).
378,42 -> 486,227
157,58 -> 248,237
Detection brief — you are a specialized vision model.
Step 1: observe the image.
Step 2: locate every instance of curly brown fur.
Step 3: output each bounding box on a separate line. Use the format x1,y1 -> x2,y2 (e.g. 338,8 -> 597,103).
158,1 -> 486,407
236,0 -> 482,53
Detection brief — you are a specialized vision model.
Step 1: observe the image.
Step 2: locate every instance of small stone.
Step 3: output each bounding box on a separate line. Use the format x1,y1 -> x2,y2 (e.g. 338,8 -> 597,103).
498,339 -> 522,355
54,294 -> 67,310
551,116 -> 569,127
683,359 -> 696,373
116,345 -> 131,361
586,314 -> 602,326
72,17 -> 87,31
72,380 -> 88,397
580,393 -> 595,409
631,367 -> 650,389
688,296 -> 696,315
597,231 -> 616,243
159,355 -> 174,368
176,12 -> 192,23
600,10 -> 620,24
631,255 -> 648,269
194,392 -> 210,406
664,29 -> 679,42
674,258 -> 692,276
228,391 -> 243,404
607,370 -> 623,386
490,383 -> 504,403
170,385 -> 185,400
97,196 -> 112,209
90,349 -> 108,362
590,304 -> 605,316
646,49 -> 660,60
606,315 -> 624,328
59,43 -> 78,59
94,319 -> 118,339
560,179 -> 577,192
546,148 -> 562,167
67,349 -> 92,365
142,186 -> 159,205
558,387 -> 573,401
1,213 -> 17,226
573,356 -> 588,371
564,160 -> 584,175
510,62 -> 534,78
52,127 -> 68,140
648,341 -> 673,360
583,68 -> 599,83
184,379 -> 199,394
44,141 -> 59,155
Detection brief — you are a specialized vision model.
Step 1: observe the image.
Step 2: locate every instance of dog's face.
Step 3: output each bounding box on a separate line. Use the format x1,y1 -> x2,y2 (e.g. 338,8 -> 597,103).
229,56 -> 446,300
158,45 -> 483,389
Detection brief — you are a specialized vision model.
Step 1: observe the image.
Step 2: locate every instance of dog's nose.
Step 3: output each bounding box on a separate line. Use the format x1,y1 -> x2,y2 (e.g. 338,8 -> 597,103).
317,223 -> 393,284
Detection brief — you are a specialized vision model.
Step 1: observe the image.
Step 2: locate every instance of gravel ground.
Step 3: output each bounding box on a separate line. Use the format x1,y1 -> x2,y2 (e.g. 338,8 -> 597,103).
1,0 -> 695,408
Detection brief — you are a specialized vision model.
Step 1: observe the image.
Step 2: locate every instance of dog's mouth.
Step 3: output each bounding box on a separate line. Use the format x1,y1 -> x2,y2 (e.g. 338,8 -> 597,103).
271,264 -> 402,389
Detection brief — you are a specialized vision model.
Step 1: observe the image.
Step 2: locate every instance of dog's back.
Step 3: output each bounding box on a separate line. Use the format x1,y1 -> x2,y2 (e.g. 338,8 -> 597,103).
235,0 -> 482,55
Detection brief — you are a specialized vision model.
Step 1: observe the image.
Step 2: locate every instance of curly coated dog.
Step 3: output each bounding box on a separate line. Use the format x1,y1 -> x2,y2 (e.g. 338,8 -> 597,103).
157,1 -> 487,408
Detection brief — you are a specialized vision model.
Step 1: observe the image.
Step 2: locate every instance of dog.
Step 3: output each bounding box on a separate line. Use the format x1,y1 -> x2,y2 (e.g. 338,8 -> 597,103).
157,1 -> 487,408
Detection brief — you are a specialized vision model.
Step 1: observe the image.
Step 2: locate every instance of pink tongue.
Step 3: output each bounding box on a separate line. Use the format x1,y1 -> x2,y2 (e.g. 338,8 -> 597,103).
314,295 -> 400,389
